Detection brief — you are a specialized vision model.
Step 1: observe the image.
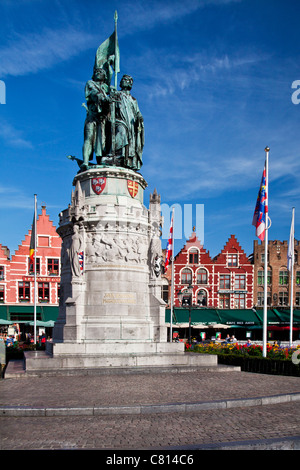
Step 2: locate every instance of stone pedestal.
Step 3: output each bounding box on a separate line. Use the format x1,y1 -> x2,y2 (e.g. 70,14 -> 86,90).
52,166 -> 166,350
25,166 -> 219,374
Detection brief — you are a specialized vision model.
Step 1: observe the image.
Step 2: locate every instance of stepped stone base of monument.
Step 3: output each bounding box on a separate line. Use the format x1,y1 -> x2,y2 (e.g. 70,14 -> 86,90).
22,342 -> 239,376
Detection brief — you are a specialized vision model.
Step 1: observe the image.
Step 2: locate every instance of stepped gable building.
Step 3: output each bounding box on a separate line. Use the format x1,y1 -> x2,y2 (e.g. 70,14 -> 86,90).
173,231 -> 214,308
0,245 -> 10,304
213,235 -> 254,309
171,231 -> 254,309
0,205 -> 61,325
253,239 -> 300,308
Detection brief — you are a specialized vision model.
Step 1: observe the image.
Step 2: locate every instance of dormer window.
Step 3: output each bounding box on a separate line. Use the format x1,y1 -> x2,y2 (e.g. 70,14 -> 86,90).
228,254 -> 238,267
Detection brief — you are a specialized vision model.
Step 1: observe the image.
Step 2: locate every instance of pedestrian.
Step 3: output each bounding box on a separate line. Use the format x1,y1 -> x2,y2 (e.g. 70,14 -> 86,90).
6,335 -> 14,347
222,334 -> 231,344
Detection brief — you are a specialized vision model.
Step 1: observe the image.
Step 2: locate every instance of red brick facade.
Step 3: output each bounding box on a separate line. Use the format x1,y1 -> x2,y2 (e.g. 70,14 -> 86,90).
253,239 -> 300,308
0,206 -> 61,319
166,232 -> 254,309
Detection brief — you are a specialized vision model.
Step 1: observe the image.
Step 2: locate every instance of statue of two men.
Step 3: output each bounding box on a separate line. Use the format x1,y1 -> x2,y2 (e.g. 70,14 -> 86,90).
82,67 -> 144,171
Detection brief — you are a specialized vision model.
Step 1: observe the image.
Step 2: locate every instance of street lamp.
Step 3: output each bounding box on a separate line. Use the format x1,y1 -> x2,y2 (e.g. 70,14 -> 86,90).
178,283 -> 193,344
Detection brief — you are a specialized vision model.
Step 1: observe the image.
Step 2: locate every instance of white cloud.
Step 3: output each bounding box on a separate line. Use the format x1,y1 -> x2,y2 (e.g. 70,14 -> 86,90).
0,26 -> 96,77
0,184 -> 33,209
0,119 -> 33,148
120,0 -> 242,33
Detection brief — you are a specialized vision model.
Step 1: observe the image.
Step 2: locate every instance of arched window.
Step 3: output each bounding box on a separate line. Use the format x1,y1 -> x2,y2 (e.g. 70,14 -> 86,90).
257,269 -> 272,286
197,268 -> 207,285
279,269 -> 288,285
181,290 -> 192,306
197,289 -> 207,306
189,248 -> 199,264
181,268 -> 192,285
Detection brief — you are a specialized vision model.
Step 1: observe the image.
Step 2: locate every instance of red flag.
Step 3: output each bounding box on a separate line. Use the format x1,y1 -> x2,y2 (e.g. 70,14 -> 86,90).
164,212 -> 174,272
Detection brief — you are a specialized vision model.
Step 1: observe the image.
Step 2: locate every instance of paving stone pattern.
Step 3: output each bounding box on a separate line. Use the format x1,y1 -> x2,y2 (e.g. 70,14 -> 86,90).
1,370 -> 300,450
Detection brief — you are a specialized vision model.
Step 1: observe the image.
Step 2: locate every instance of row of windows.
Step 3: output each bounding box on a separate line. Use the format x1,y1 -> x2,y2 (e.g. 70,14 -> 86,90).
257,270 -> 300,285
180,268 -> 300,287
0,282 -> 60,303
180,269 -> 247,289
257,291 -> 300,307
259,252 -> 298,264
179,290 -> 247,309
188,249 -> 239,267
0,258 -> 60,279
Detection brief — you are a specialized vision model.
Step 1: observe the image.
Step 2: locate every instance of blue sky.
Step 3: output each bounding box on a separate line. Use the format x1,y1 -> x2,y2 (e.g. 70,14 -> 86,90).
0,0 -> 300,259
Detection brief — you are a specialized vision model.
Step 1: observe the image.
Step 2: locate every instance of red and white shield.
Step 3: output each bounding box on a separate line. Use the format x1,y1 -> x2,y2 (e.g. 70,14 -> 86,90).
127,180 -> 139,198
91,177 -> 106,195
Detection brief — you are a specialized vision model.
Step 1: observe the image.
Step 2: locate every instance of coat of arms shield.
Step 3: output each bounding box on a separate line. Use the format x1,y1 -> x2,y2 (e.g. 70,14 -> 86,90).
91,177 -> 106,195
127,180 -> 139,198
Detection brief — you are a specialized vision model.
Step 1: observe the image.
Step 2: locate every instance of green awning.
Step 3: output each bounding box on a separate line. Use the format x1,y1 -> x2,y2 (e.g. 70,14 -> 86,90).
255,309 -> 281,324
218,309 -> 261,326
0,305 -> 59,322
39,306 -> 59,322
166,308 -> 300,328
166,308 -> 262,326
0,305 -> 9,320
273,309 -> 300,324
255,309 -> 300,325
166,308 -> 223,325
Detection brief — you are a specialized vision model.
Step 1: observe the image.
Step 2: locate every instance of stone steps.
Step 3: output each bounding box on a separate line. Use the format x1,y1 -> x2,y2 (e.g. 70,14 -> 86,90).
18,350 -> 240,377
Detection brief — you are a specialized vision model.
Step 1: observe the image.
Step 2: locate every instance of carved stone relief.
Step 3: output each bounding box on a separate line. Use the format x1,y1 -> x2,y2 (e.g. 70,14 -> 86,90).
85,231 -> 149,265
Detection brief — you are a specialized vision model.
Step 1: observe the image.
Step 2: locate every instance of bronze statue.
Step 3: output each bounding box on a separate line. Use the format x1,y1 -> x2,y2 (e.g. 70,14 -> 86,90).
68,12 -> 144,173
82,67 -> 110,168
113,75 -> 144,171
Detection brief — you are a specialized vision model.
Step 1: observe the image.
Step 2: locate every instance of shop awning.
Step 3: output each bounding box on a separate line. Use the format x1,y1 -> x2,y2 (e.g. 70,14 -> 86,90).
217,309 -> 261,326
165,308 -> 300,329
0,305 -> 59,322
166,308 -> 222,325
255,309 -> 282,325
0,319 -> 14,325
273,309 -> 300,325
0,305 -> 9,320
166,308 -> 261,326
28,320 -> 55,327
255,309 -> 300,325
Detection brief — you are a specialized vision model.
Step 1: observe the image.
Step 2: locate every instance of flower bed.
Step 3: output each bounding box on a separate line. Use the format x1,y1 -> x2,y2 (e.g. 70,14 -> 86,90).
185,342 -> 300,376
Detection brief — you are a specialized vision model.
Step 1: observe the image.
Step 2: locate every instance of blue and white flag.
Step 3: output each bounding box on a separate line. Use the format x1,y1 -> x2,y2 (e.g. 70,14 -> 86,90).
252,162 -> 268,241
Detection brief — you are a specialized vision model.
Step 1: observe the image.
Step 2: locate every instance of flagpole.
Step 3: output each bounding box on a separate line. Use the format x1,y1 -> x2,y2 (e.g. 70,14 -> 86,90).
114,10 -> 118,90
263,147 -> 269,358
289,207 -> 295,347
169,208 -> 175,343
34,194 -> 37,345
110,11 -> 118,159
